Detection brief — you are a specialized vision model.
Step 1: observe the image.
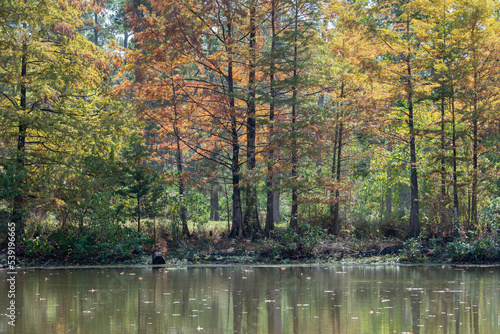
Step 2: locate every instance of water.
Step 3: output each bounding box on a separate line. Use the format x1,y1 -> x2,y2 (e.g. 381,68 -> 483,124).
0,265 -> 499,333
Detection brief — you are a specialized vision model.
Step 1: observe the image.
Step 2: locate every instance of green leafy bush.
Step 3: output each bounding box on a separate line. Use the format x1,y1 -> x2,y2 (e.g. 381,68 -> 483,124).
402,235 -> 423,261
22,223 -> 153,264
23,235 -> 55,258
429,237 -> 445,256
269,223 -> 326,259
165,190 -> 210,236
446,237 -> 499,262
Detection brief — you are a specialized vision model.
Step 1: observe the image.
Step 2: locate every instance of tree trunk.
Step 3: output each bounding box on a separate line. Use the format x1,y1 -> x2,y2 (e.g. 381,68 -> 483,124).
329,122 -> 338,233
386,140 -> 393,218
243,1 -> 260,235
333,120 -> 343,234
13,42 -> 28,245
451,95 -> 459,236
94,12 -> 99,46
227,22 -> 243,238
329,82 -> 344,234
172,82 -> 190,238
124,31 -> 129,49
176,141 -> 189,237
137,195 -> 141,232
290,2 -> 299,232
210,189 -> 220,221
406,14 -> 420,238
471,71 -> 478,230
265,0 -> 277,236
440,95 -> 447,232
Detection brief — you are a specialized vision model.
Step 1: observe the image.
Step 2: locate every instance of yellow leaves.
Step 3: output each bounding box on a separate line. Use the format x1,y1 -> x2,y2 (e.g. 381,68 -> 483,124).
49,197 -> 67,209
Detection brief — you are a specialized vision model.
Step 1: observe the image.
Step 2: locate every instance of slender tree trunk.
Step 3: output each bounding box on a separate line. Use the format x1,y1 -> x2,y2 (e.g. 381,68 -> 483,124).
451,95 -> 459,236
124,31 -> 129,49
137,195 -> 141,232
386,140 -> 393,218
210,189 -> 220,221
244,1 -> 260,235
176,140 -> 189,237
13,44 -> 27,243
265,0 -> 277,236
172,82 -> 190,238
290,1 -> 299,231
333,119 -> 343,234
94,12 -> 99,46
329,82 -> 344,234
471,72 -> 478,230
227,23 -> 243,238
328,117 -> 339,234
440,95 -> 447,232
406,14 -> 420,238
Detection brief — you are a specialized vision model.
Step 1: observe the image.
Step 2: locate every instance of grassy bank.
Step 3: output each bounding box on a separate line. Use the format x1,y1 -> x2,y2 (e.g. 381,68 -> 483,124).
2,219 -> 499,268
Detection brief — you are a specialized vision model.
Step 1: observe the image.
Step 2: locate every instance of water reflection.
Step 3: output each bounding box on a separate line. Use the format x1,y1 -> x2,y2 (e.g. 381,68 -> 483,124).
0,265 -> 499,333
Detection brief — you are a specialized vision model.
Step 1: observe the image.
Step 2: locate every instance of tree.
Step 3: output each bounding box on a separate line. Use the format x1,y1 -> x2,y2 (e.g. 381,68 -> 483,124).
121,0 -> 253,238
456,0 -> 500,229
359,0 -> 432,238
0,0 -> 117,245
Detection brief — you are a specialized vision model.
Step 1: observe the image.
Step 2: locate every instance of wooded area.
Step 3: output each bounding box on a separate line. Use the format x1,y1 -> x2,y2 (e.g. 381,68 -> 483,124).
1,0 -> 499,263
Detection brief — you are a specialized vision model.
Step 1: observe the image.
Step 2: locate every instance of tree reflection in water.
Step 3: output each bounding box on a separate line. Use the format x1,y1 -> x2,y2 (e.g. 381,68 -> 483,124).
0,265 -> 498,333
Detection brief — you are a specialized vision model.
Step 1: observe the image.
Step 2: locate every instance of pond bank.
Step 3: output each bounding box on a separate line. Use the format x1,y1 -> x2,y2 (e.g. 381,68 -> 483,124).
3,233 -> 500,268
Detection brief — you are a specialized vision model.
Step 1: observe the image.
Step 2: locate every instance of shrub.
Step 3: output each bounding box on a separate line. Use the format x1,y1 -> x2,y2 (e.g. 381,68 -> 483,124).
429,237 -> 445,256
446,237 -> 499,262
21,222 -> 153,264
402,235 -> 423,261
269,223 -> 326,259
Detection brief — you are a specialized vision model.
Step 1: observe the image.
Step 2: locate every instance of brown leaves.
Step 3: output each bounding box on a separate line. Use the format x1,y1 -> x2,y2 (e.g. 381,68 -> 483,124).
51,22 -> 75,39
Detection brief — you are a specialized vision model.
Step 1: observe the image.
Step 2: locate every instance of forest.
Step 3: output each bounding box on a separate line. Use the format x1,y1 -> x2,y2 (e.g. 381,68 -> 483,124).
1,0 -> 499,265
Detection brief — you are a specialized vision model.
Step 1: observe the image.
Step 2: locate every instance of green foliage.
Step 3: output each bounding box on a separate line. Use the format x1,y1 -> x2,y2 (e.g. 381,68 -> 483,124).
402,235 -> 424,261
23,235 -> 55,258
480,198 -> 500,232
429,237 -> 445,256
164,190 -> 210,236
268,223 -> 327,259
446,236 -> 499,262
0,162 -> 26,203
22,223 -> 152,264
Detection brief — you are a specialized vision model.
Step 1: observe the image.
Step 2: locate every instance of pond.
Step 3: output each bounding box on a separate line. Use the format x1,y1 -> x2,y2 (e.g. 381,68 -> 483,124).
1,265 -> 499,333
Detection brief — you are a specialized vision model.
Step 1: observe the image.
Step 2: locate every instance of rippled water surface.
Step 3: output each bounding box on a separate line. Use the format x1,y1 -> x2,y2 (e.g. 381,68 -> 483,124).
1,265 -> 499,333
